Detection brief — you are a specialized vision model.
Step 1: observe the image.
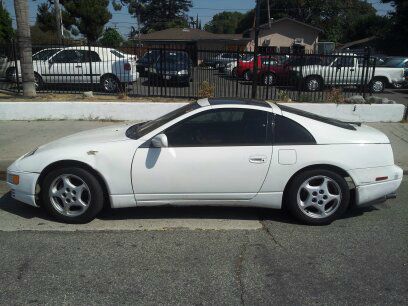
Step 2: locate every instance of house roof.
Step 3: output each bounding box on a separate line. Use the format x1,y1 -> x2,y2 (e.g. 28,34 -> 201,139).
257,17 -> 323,33
137,28 -> 249,42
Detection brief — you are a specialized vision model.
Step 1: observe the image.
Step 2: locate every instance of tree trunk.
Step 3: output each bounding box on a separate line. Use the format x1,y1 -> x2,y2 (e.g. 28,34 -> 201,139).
13,0 -> 36,97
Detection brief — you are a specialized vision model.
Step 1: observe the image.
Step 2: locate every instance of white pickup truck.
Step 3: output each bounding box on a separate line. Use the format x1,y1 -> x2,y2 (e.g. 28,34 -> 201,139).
291,53 -> 405,93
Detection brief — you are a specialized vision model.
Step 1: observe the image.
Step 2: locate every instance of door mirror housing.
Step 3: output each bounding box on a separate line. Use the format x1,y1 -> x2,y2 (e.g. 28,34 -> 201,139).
151,134 -> 168,148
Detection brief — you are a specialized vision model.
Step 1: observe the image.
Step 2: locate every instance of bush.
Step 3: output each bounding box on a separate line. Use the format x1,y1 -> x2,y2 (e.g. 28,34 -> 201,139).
198,81 -> 215,98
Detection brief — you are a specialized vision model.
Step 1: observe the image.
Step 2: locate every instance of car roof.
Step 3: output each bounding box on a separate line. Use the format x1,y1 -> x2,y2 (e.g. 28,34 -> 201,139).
208,98 -> 272,108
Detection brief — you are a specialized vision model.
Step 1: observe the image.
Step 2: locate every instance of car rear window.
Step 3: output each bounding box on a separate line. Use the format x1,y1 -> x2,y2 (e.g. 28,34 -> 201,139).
278,104 -> 356,131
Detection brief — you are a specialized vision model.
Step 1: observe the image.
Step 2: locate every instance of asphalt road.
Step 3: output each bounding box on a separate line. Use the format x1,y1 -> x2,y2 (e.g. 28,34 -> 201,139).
2,69 -> 408,104
0,176 -> 407,305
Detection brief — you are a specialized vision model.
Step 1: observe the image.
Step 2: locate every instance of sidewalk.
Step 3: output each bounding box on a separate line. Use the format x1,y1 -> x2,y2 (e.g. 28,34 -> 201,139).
0,121 -> 407,175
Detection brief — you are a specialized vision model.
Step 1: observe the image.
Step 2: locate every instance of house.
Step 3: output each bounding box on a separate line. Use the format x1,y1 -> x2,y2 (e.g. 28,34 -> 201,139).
244,17 -> 323,53
133,28 -> 250,64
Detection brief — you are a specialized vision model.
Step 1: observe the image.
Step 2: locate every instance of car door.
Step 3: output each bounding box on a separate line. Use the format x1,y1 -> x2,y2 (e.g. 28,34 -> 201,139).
132,107 -> 273,202
45,50 -> 84,84
331,56 -> 355,85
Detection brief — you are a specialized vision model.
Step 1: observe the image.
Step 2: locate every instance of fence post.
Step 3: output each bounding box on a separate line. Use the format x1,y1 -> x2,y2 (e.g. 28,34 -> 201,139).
235,46 -> 239,97
87,43 -> 94,92
297,51 -> 304,101
12,39 -> 21,94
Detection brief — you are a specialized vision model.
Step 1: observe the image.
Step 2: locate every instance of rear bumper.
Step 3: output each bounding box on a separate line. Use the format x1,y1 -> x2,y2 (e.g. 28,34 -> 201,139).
351,165 -> 403,206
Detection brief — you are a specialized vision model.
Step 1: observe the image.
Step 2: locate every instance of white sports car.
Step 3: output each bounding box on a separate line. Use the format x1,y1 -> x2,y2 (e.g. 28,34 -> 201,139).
6,99 -> 403,225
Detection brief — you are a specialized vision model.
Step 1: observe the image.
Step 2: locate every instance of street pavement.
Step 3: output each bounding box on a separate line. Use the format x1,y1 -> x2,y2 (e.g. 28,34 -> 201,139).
0,120 -> 407,304
0,178 -> 406,305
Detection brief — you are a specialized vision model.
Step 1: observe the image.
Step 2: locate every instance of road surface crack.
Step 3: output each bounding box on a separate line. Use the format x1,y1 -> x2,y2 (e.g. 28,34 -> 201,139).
259,220 -> 285,250
234,243 -> 247,306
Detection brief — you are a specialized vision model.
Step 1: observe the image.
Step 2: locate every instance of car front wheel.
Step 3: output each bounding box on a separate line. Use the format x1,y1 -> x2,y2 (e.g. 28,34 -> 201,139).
41,167 -> 104,223
286,169 -> 350,225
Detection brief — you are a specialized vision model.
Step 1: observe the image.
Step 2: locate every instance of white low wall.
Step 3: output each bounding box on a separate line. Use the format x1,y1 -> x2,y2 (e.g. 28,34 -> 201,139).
0,101 -> 405,122
280,103 -> 406,123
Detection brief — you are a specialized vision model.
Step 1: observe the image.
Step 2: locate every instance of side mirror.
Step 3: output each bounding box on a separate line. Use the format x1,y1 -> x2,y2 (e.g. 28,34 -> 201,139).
151,133 -> 168,148
48,58 -> 53,64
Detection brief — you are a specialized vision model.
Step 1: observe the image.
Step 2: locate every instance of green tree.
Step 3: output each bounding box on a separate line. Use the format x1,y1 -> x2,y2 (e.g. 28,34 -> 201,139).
99,27 -> 124,47
380,0 -> 408,54
36,0 -> 112,42
204,12 -> 245,34
0,3 -> 14,43
236,0 -> 383,43
115,0 -> 192,33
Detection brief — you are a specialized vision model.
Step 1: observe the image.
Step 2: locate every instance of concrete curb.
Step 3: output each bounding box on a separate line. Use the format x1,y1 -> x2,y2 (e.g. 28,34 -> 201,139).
0,101 -> 406,122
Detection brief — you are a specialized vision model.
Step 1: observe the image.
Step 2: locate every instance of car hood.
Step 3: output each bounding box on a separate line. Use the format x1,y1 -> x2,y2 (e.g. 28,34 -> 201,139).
36,124 -> 131,153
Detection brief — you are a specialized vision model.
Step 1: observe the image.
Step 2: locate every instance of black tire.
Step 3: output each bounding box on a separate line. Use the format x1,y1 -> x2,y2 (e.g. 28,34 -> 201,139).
304,76 -> 322,92
232,67 -> 237,78
100,74 -> 120,93
263,73 -> 276,86
41,167 -> 104,224
34,73 -> 43,90
370,78 -> 386,93
243,70 -> 252,81
5,67 -> 16,82
286,169 -> 350,225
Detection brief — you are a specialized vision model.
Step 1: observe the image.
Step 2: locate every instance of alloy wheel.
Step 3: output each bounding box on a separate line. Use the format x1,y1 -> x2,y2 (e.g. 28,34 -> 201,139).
307,79 -> 320,91
296,175 -> 342,219
103,76 -> 118,92
372,80 -> 384,93
49,174 -> 91,217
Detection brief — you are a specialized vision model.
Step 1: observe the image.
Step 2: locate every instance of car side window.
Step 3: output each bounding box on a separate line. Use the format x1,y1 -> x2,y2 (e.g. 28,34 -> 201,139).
164,108 -> 270,147
81,51 -> 101,62
336,57 -> 354,67
273,115 -> 316,145
52,50 -> 82,63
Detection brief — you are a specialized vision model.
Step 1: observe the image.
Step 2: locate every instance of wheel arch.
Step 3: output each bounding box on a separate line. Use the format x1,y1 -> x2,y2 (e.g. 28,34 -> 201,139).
37,159 -> 111,208
282,164 -> 354,208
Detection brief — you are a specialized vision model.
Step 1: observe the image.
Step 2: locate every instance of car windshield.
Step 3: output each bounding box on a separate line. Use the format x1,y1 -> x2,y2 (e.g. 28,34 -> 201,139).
110,50 -> 125,58
241,54 -> 254,61
159,52 -> 189,64
140,50 -> 160,63
126,102 -> 200,139
32,49 -> 61,61
379,58 -> 405,67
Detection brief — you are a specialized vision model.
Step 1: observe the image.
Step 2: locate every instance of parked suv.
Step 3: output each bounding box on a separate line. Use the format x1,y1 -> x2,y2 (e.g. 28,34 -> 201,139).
148,51 -> 192,86
378,57 -> 408,88
11,47 -> 139,92
291,53 -> 405,93
136,50 -> 161,76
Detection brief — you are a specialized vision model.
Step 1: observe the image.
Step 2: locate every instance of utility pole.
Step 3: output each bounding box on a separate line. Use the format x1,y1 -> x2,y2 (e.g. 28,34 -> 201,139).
267,0 -> 271,28
251,0 -> 261,99
54,0 -> 63,44
13,0 -> 36,97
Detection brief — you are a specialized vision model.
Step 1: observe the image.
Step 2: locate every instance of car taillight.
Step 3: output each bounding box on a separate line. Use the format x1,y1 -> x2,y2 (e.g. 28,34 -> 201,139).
124,63 -> 131,71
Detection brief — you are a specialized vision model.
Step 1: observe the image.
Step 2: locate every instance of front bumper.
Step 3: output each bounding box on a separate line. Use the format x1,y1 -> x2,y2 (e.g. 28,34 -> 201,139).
149,73 -> 190,83
6,170 -> 39,207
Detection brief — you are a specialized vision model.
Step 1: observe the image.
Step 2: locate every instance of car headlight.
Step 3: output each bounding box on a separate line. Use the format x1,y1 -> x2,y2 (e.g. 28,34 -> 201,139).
22,148 -> 37,159
177,70 -> 188,75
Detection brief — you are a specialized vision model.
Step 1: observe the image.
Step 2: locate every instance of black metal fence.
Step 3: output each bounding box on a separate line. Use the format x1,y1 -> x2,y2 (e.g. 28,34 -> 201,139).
0,41 -> 377,102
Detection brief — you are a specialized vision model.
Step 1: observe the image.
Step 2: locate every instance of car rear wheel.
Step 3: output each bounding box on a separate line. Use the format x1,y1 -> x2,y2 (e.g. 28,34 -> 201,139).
263,73 -> 276,86
41,167 -> 104,224
305,76 -> 322,91
286,169 -> 350,225
101,74 -> 120,93
370,78 -> 386,93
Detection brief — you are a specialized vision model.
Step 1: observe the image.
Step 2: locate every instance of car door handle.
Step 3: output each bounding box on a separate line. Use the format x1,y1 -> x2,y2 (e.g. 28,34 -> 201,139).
249,156 -> 267,164
75,65 -> 82,68
350,68 -> 355,72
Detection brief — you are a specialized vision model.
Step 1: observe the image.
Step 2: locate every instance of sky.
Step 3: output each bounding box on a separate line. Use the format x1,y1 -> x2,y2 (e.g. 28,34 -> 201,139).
3,0 -> 394,37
